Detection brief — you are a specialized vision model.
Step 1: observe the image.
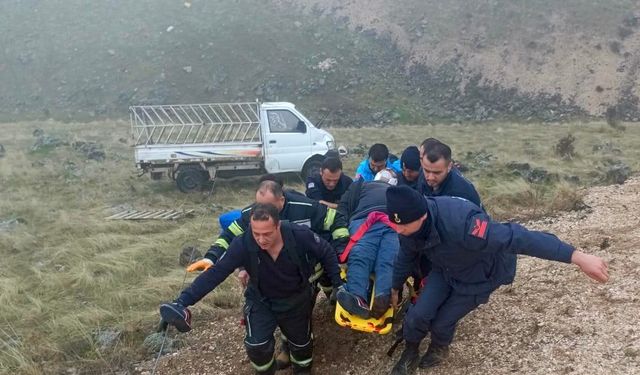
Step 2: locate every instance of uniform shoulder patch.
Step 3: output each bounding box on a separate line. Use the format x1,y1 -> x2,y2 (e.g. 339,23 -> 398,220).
469,217 -> 488,239
307,182 -> 315,189
313,233 -> 320,243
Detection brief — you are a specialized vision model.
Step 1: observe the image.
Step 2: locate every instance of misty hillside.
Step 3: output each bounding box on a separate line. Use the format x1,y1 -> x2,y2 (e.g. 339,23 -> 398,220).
1,0 -> 639,124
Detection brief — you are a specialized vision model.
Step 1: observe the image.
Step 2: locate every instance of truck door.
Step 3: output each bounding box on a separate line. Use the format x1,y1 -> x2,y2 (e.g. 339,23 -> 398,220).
264,109 -> 311,172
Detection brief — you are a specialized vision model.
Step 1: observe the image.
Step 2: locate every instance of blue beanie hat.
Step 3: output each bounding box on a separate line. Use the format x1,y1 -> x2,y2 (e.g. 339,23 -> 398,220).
386,185 -> 428,224
401,146 -> 421,171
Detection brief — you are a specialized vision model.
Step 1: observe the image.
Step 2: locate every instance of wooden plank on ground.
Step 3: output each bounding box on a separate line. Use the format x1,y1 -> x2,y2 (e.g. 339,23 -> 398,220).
105,209 -> 194,220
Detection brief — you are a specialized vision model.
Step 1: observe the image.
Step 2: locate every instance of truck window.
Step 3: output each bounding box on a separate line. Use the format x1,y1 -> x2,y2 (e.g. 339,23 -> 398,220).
267,110 -> 305,133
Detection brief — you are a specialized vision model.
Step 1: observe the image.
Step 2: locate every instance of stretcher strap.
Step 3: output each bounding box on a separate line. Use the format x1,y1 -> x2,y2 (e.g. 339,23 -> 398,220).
339,211 -> 397,263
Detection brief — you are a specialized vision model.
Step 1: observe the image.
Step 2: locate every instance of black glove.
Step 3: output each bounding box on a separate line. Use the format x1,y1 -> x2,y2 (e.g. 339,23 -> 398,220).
159,301 -> 192,333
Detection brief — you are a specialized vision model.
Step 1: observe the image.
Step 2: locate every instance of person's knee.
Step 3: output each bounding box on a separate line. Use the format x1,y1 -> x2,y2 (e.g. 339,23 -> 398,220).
245,336 -> 276,372
404,308 -> 430,332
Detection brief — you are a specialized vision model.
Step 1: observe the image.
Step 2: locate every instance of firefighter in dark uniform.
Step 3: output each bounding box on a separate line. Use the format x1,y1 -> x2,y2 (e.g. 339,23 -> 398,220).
385,186 -> 609,375
186,180 -> 349,369
160,203 -> 343,375
187,180 -> 350,271
305,157 -> 353,209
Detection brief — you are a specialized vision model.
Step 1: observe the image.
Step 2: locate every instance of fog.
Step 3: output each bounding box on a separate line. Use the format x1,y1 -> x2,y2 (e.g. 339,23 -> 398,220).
1,0 -> 638,124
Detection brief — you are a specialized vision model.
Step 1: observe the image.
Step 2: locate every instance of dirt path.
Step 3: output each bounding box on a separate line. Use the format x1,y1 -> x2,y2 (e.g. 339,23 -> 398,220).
138,177 -> 640,375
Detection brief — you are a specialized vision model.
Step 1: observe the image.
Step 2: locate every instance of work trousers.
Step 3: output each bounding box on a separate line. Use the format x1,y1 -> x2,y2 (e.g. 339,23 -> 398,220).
345,218 -> 399,302
243,288 -> 314,373
403,270 -> 491,345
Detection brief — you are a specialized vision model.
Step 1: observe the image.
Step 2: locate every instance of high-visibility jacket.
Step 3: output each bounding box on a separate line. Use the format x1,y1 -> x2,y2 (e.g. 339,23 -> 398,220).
205,190 -> 349,263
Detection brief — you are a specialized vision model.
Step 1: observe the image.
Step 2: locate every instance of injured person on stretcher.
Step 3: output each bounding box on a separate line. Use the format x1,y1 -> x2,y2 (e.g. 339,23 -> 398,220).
335,169 -> 400,320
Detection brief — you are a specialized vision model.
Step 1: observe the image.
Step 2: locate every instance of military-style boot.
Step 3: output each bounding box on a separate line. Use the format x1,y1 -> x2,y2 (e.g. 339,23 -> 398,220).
418,342 -> 449,368
275,340 -> 291,369
390,341 -> 420,375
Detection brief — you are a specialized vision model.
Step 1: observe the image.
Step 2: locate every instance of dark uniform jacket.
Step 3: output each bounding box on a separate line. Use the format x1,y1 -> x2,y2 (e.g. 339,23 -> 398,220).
416,168 -> 482,208
305,173 -> 353,204
397,173 -> 418,190
392,196 -> 574,296
205,191 -> 349,263
337,180 -> 389,224
179,222 -> 343,306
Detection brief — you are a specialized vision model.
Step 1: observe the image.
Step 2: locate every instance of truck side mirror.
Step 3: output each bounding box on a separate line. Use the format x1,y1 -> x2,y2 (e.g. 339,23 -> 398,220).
296,120 -> 307,133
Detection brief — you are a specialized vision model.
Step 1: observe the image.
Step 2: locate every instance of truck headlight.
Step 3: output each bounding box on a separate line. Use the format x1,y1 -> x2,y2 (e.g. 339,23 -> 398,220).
326,140 -> 336,149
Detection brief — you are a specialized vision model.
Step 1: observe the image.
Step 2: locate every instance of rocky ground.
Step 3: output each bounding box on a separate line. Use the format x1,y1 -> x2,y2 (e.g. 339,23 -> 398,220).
136,177 -> 640,375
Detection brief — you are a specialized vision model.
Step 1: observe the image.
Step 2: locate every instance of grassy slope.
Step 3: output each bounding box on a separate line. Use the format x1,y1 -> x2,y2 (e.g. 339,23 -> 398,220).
0,120 -> 639,373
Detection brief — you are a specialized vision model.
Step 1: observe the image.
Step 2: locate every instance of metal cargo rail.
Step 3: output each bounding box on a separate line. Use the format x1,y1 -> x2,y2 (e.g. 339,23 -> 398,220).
130,102 -> 261,146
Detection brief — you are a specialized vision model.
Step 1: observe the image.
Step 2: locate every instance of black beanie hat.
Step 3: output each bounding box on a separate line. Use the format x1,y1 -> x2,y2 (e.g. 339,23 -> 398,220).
386,186 -> 428,224
401,146 -> 421,171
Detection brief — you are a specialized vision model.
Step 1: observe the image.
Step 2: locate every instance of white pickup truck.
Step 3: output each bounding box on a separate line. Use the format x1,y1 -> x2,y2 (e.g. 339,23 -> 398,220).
129,101 -> 337,192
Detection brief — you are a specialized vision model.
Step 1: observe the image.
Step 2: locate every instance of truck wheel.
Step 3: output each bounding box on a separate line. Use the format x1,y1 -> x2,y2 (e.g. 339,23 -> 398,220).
176,166 -> 208,193
302,159 -> 323,181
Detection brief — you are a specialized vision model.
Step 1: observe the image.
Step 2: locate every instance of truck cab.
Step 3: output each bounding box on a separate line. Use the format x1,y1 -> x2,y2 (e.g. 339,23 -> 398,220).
261,102 -> 334,177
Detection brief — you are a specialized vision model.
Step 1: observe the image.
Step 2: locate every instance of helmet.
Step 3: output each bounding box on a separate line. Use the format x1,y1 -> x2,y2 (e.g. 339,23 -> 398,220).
374,168 -> 398,186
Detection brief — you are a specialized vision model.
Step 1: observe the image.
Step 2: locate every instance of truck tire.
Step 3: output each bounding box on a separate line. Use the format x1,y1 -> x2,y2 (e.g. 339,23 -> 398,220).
176,166 -> 208,193
301,158 -> 323,181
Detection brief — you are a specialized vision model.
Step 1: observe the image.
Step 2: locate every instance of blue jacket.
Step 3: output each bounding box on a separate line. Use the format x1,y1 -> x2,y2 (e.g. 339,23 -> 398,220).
355,158 -> 401,181
392,196 -> 574,295
337,180 -> 390,223
417,168 -> 482,208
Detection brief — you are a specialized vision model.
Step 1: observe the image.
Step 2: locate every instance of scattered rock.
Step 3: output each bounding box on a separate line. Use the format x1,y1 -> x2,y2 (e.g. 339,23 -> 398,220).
349,143 -> 368,157
182,66 -> 192,73
31,134 -> 68,151
461,150 -> 495,171
564,175 -> 580,184
0,143 -> 5,158
179,246 -> 202,266
0,218 -> 26,233
94,329 -> 121,351
600,159 -> 630,185
506,162 -> 551,183
592,141 -> 622,155
32,128 -> 44,137
72,141 -> 106,161
315,58 -> 337,72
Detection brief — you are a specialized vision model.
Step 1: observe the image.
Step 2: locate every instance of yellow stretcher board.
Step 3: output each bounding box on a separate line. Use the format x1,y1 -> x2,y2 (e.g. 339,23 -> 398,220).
334,267 -> 395,334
